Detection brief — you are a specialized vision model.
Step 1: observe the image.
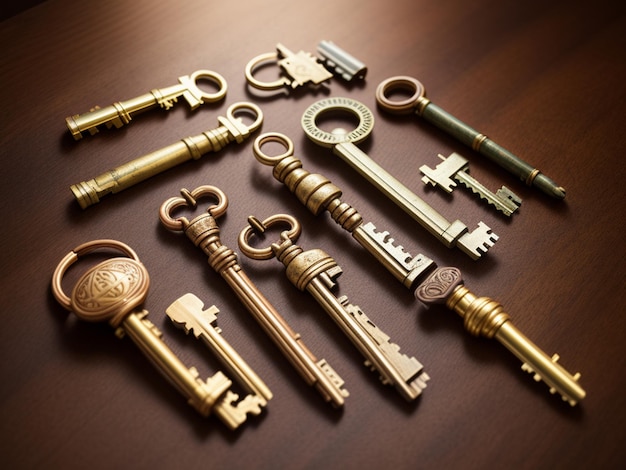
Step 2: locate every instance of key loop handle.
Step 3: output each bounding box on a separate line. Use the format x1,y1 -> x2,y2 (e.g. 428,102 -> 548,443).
238,214 -> 301,260
375,76 -> 426,115
159,185 -> 228,231
301,97 -> 374,148
51,239 -> 143,311
227,102 -> 264,134
253,132 -> 295,165
182,69 -> 229,103
244,52 -> 290,91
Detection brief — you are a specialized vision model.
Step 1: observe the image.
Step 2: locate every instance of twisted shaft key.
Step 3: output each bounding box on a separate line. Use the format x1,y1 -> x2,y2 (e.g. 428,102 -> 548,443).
301,98 -> 498,260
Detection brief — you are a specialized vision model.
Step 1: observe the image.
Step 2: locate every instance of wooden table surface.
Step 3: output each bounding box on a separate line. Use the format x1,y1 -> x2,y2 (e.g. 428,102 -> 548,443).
2,1 -> 625,468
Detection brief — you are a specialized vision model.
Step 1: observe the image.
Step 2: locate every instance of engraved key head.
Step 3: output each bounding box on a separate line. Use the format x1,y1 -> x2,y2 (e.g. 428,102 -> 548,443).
51,240 -> 150,327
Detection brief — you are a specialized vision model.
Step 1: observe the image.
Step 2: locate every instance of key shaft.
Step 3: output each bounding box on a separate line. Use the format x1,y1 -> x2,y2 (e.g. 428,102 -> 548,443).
66,70 -> 227,140
71,102 -> 263,209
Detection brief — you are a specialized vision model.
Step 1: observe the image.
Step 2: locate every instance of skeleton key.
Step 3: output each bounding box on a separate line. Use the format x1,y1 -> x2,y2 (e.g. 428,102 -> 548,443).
70,102 -> 263,209
159,186 -> 349,407
245,43 -> 332,91
50,239 -> 263,428
416,267 -> 585,406
66,70 -> 227,140
301,98 -> 498,260
238,214 -> 429,401
420,153 -> 522,216
252,134 -> 586,405
375,76 -> 566,199
166,293 -> 271,426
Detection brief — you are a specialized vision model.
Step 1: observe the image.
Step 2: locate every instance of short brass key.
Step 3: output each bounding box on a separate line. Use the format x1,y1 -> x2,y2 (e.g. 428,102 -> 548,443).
239,214 -> 429,401
66,70 -> 227,140
51,239 -> 265,428
159,186 -> 349,407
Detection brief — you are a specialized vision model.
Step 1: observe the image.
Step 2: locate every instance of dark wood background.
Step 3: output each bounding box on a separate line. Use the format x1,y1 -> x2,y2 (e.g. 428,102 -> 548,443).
2,1 -> 625,468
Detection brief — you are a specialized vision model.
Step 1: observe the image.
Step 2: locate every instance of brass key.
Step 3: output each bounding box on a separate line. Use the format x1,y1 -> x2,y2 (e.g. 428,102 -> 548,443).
70,102 -> 263,209
159,186 -> 349,407
50,239 -> 263,428
66,70 -> 227,140
301,98 -> 498,260
239,214 -> 429,401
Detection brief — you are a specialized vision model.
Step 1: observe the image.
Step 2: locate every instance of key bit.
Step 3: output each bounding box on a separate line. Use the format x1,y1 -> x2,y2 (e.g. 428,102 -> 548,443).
276,43 -> 333,88
420,153 -> 522,216
239,214 -> 429,402
415,267 -> 586,406
65,70 -> 227,140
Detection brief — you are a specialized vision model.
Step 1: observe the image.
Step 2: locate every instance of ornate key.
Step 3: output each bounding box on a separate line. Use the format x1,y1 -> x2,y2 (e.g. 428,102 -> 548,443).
50,239 -> 266,428
239,214 -> 429,401
375,76 -> 566,199
420,152 -> 522,216
245,43 -> 332,91
166,293 -> 272,421
70,102 -> 263,209
301,98 -> 498,260
251,133 -> 585,405
416,268 -> 585,406
66,70 -> 227,140
159,186 -> 349,407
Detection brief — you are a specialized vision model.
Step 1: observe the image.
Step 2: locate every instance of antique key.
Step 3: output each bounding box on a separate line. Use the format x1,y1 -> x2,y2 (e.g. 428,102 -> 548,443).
159,186 -> 349,407
167,293 -> 272,416
70,102 -> 263,209
50,239 -> 267,428
301,98 -> 498,260
66,70 -> 227,140
239,214 -> 429,401
375,76 -> 566,199
420,152 -> 522,216
251,133 -> 585,405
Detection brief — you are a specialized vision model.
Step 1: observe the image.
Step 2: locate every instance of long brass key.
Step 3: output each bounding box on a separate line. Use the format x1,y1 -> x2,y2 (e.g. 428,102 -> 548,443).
239,214 -> 429,401
301,98 -> 498,260
50,240 -> 264,428
251,133 -> 585,405
66,70 -> 227,140
159,186 -> 349,407
70,102 -> 263,209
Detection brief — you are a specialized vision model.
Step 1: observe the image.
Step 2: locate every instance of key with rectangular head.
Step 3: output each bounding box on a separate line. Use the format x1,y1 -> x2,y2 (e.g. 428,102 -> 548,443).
420,152 -> 522,216
251,134 -> 585,405
159,186 -> 349,407
301,98 -> 498,260
166,293 -> 271,427
65,70 -> 227,140
239,214 -> 429,401
51,240 -> 264,429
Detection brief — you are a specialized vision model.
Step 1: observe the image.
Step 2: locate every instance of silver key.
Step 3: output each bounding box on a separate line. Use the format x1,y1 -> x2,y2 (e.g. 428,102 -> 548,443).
166,293 -> 272,429
239,214 -> 429,402
420,153 -> 522,216
316,40 -> 367,81
66,70 -> 227,139
300,99 -> 498,260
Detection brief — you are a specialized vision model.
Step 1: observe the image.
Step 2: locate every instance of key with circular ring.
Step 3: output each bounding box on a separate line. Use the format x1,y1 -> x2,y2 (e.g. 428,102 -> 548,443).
159,186 -> 349,407
50,239 -> 267,428
301,97 -> 498,260
65,70 -> 228,140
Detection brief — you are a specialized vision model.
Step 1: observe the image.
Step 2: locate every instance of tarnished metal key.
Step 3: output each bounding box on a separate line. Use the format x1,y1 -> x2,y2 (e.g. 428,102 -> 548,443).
416,267 -> 586,406
301,98 -> 498,260
251,133 -> 586,405
420,153 -> 522,216
166,293 -> 271,426
70,102 -> 263,209
239,214 -> 429,401
50,240 -> 264,428
159,186 -> 349,407
66,70 -> 227,140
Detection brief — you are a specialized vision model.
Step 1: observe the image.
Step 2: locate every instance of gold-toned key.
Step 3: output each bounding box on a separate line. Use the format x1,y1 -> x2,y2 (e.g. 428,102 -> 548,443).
66,69 -> 227,140
159,186 -> 349,407
51,239 -> 266,428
